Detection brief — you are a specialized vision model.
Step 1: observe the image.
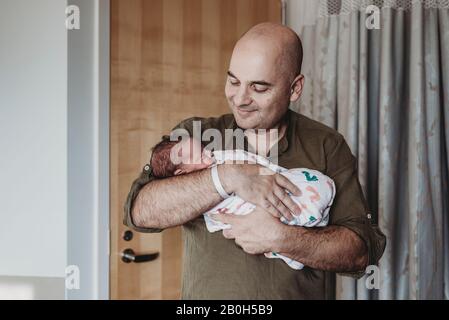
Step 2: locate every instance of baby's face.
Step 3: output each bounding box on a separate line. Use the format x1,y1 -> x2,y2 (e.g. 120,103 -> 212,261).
173,138 -> 215,175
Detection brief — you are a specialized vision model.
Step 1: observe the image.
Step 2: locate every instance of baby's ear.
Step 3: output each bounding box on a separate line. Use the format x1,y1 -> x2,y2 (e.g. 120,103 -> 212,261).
174,168 -> 184,176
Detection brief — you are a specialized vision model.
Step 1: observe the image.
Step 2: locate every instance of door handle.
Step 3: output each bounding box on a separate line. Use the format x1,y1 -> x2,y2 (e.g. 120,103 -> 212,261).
121,248 -> 159,263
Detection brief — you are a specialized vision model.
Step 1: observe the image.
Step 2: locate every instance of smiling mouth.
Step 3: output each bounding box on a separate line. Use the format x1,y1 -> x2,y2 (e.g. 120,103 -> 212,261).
236,107 -> 257,114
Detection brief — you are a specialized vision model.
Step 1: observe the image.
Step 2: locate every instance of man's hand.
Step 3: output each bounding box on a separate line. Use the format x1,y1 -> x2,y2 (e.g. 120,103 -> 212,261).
219,164 -> 301,220
215,206 -> 369,272
214,206 -> 285,255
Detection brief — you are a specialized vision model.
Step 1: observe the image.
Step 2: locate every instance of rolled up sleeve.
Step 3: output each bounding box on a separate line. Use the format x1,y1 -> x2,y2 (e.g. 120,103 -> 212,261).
325,134 -> 387,278
123,164 -> 164,233
123,117 -> 200,233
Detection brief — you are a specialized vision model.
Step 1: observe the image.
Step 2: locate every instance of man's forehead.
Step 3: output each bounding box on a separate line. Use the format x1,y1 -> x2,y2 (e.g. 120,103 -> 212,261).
229,44 -> 280,82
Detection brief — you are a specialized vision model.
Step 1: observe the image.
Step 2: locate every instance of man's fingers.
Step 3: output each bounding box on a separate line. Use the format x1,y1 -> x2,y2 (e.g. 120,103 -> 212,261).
214,213 -> 233,224
273,186 -> 299,219
266,195 -> 292,219
275,174 -> 301,196
222,228 -> 235,239
234,238 -> 242,248
268,192 -> 293,221
262,199 -> 282,218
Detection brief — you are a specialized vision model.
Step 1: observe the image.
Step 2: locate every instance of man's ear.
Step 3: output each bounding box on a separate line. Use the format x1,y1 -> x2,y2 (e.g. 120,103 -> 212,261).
174,168 -> 184,176
290,74 -> 305,102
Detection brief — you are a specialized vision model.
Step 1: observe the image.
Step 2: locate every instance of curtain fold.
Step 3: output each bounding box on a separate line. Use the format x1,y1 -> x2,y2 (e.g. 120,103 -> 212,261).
287,0 -> 449,299
440,9 -> 449,300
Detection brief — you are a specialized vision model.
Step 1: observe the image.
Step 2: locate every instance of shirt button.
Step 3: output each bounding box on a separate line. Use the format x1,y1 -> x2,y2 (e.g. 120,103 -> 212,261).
144,165 -> 150,172
367,214 -> 372,219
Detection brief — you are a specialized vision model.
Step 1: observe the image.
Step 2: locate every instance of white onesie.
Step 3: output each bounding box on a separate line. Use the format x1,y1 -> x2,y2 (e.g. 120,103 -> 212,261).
203,150 -> 336,270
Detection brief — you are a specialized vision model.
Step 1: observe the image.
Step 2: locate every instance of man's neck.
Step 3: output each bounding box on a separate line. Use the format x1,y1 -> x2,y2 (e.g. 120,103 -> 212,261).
245,118 -> 288,157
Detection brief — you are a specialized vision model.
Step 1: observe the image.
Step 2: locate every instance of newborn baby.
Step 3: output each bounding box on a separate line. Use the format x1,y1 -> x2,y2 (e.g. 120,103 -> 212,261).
150,137 -> 336,270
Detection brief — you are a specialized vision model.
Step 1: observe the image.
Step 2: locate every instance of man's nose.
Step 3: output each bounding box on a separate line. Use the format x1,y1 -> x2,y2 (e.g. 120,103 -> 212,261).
233,86 -> 252,106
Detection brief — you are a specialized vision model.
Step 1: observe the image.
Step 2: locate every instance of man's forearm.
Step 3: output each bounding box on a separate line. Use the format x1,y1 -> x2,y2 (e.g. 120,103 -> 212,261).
274,225 -> 368,272
132,168 -> 222,229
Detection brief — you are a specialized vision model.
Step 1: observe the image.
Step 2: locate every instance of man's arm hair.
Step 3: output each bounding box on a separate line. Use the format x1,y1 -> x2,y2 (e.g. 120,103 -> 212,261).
276,225 -> 368,272
132,168 -> 222,229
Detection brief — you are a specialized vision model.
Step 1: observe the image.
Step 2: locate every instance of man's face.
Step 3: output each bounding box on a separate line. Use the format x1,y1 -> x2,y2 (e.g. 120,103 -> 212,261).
225,40 -> 292,130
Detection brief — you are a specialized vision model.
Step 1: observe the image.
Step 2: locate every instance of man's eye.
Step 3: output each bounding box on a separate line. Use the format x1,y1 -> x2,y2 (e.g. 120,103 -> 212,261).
253,85 -> 268,93
229,79 -> 239,86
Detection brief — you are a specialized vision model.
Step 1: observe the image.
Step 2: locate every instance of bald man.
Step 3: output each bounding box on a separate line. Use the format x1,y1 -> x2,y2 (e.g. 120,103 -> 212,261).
124,23 -> 386,299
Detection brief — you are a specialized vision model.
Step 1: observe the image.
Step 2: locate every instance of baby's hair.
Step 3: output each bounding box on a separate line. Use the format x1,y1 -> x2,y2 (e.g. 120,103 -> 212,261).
150,139 -> 180,178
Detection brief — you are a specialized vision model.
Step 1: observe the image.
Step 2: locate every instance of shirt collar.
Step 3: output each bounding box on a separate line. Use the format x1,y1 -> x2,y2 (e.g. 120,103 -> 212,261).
228,109 -> 293,156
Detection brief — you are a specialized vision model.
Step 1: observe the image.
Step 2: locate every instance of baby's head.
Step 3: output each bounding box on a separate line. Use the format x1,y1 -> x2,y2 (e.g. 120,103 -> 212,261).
151,137 -> 215,178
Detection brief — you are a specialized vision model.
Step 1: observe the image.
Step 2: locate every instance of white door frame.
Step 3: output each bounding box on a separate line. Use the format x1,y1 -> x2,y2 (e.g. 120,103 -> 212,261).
67,0 -> 110,300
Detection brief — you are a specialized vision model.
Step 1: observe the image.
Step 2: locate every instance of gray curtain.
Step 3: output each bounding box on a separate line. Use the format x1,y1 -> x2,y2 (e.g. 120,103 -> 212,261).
287,0 -> 449,299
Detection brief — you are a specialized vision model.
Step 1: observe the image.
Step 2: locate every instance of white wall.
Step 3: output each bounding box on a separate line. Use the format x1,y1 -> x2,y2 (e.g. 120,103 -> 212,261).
0,0 -> 68,281
0,0 -> 110,300
0,276 -> 64,300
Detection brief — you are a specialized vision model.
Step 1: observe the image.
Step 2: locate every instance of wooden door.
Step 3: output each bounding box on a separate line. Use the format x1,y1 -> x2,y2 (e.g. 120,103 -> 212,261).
110,0 -> 282,299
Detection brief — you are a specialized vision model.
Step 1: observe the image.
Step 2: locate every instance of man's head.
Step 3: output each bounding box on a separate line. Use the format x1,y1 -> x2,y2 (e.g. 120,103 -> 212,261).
225,22 -> 305,130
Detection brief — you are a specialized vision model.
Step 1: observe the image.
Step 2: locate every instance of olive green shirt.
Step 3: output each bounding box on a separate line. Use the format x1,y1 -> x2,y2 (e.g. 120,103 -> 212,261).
123,109 -> 386,300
